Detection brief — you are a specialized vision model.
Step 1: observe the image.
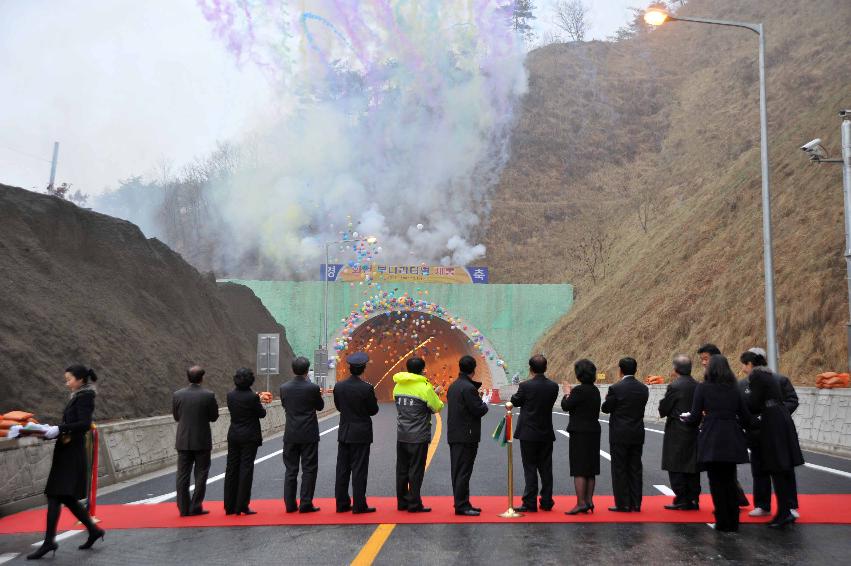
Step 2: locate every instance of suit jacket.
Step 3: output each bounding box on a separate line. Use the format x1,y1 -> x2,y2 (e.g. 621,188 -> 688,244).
227,388 -> 267,446
560,383 -> 601,433
601,375 -> 649,445
447,373 -> 489,443
334,375 -> 379,444
658,374 -> 699,472
173,383 -> 219,451
510,374 -> 559,442
280,376 -> 324,443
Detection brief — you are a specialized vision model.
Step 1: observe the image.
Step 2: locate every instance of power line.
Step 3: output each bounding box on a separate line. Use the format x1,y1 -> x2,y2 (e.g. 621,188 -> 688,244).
0,144 -> 52,163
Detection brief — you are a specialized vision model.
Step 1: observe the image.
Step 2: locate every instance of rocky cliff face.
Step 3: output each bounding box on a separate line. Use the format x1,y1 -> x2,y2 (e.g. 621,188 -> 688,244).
0,184 -> 294,421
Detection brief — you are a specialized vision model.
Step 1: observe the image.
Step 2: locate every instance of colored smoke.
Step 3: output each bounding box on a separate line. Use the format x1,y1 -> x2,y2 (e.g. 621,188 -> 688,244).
102,1 -> 527,278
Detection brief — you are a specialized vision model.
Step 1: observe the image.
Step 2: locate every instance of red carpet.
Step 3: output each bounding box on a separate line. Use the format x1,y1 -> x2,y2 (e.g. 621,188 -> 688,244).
2,495 -> 849,533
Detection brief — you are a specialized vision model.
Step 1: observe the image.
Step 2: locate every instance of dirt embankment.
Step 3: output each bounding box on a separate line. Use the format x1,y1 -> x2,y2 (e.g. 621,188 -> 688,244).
483,0 -> 851,384
0,184 -> 294,422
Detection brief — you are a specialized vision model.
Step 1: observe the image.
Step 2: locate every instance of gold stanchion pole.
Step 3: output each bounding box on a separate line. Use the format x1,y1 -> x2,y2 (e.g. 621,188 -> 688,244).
498,402 -> 523,518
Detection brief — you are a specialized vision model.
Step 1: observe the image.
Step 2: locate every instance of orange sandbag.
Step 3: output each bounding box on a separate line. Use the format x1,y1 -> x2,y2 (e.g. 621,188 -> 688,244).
818,372 -> 838,380
644,375 -> 665,385
0,420 -> 18,430
2,411 -> 34,422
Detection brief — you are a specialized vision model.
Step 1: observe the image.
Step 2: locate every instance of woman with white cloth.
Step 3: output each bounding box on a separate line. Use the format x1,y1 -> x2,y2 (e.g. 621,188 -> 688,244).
28,365 -> 105,560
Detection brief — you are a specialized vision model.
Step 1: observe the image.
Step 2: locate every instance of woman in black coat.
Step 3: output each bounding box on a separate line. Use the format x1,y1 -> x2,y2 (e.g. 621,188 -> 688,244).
559,359 -> 601,515
682,355 -> 751,532
29,365 -> 105,560
223,368 -> 267,515
747,367 -> 804,528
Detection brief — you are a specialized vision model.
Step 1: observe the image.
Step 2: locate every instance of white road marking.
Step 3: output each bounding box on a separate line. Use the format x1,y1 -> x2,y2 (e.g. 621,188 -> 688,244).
654,484 -> 676,496
557,430 -> 570,439
0,553 -> 19,564
128,425 -> 340,505
31,530 -> 84,547
599,449 -> 611,461
804,462 -> 851,479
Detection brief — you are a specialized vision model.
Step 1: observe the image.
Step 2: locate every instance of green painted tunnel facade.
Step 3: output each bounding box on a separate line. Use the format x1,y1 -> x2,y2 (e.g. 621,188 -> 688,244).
227,280 -> 573,387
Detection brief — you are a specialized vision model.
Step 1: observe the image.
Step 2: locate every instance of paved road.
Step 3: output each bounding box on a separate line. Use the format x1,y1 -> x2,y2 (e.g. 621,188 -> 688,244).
2,403 -> 850,565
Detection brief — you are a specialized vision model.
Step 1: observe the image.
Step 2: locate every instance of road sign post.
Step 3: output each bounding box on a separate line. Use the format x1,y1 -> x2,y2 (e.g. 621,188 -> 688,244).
257,333 -> 280,392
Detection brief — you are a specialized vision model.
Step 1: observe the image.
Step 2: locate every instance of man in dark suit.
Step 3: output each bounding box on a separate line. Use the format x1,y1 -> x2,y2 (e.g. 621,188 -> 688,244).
510,354 -> 559,512
333,351 -> 379,514
172,365 -> 219,516
739,347 -> 800,518
280,356 -> 325,513
602,357 -> 649,512
659,354 -> 700,510
447,355 -> 492,516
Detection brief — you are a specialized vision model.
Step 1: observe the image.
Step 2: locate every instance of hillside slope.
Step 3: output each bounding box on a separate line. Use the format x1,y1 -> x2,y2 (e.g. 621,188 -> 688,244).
483,0 -> 851,383
0,185 -> 294,421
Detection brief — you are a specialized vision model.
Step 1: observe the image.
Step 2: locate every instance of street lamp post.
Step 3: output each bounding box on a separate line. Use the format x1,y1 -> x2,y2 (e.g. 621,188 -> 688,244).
645,8 -> 779,371
800,111 -> 851,370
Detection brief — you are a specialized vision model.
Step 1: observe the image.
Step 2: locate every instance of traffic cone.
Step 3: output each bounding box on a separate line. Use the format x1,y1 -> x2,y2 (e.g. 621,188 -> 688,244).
490,388 -> 501,403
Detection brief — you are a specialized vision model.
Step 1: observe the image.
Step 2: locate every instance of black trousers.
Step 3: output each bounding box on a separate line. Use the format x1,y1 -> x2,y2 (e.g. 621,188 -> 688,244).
770,471 -> 795,518
752,452 -> 799,511
283,441 -> 319,511
450,442 -> 479,511
669,471 -> 701,504
706,462 -> 740,531
42,496 -> 98,543
176,449 -> 211,516
610,442 -> 643,510
396,441 -> 428,510
223,441 -> 259,514
335,442 -> 371,511
519,440 -> 554,510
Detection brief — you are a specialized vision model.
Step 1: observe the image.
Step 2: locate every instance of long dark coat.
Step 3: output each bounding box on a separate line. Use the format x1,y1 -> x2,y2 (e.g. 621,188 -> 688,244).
685,382 -> 750,467
747,371 -> 804,472
44,388 -> 96,499
658,374 -> 699,473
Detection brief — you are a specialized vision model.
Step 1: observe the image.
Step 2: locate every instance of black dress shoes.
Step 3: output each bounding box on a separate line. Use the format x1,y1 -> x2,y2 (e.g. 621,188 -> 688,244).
189,509 -> 210,516
337,505 -> 353,513
515,505 -> 537,513
471,507 -> 482,513
239,509 -> 257,516
285,507 -> 298,513
455,508 -> 480,517
768,514 -> 796,529
26,542 -> 58,560
608,506 -> 631,512
299,505 -> 321,513
408,506 -> 432,513
353,507 -> 377,514
666,502 -> 700,511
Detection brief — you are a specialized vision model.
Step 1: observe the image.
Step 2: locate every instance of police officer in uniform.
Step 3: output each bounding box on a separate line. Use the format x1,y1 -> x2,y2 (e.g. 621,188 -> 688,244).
280,356 -> 324,513
334,352 -> 380,513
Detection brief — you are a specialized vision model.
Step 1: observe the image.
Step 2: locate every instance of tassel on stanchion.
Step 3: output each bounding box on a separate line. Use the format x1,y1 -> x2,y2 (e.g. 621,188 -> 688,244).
498,402 -> 523,518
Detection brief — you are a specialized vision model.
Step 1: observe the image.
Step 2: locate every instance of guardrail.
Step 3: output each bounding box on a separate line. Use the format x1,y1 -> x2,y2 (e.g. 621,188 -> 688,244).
0,396 -> 335,516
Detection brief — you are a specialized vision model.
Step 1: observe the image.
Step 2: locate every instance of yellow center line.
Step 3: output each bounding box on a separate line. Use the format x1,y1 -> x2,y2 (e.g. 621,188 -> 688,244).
350,412 -> 443,566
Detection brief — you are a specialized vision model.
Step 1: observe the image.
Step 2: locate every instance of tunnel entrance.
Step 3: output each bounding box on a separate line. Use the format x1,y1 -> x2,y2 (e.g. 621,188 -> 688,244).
336,311 -> 494,402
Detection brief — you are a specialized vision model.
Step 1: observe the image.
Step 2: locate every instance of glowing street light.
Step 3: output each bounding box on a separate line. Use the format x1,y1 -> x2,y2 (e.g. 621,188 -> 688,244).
641,5 -> 779,371
643,9 -> 669,27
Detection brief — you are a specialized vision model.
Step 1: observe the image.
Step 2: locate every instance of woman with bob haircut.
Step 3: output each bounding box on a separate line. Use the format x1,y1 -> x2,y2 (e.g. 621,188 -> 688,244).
559,358 -> 601,515
223,367 -> 267,516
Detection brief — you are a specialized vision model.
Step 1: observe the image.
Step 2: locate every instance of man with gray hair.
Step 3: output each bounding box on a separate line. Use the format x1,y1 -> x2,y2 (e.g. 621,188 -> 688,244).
658,354 -> 700,510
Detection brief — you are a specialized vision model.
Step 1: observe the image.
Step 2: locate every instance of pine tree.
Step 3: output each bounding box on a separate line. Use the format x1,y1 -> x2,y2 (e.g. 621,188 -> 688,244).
511,0 -> 536,43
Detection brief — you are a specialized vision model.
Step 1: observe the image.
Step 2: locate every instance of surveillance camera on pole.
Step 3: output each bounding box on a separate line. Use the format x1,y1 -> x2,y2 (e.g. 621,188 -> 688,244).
802,110 -> 851,370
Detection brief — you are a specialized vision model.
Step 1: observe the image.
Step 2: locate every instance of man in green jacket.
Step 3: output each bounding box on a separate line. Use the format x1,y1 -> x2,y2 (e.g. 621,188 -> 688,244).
393,356 -> 444,513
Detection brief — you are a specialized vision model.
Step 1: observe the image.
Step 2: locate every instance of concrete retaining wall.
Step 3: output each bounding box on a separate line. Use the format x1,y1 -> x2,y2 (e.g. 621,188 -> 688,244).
0,396 -> 334,516
497,383 -> 851,457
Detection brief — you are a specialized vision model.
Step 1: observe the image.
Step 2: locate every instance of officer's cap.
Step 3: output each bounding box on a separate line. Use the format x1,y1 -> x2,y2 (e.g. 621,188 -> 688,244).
347,352 -> 369,365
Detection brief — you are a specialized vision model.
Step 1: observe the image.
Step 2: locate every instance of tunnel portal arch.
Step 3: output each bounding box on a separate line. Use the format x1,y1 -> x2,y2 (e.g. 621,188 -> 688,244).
330,293 -> 506,401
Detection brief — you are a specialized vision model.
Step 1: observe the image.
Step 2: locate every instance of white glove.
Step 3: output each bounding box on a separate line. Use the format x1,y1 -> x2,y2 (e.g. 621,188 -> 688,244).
481,390 -> 492,405
678,412 -> 691,422
43,426 -> 60,439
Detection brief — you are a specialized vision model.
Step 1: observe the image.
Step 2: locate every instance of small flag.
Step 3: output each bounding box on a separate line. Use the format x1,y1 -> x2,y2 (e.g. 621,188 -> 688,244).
492,416 -> 508,447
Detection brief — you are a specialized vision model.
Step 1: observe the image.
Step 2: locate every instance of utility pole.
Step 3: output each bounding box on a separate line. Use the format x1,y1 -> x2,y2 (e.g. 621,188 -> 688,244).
48,142 -> 59,191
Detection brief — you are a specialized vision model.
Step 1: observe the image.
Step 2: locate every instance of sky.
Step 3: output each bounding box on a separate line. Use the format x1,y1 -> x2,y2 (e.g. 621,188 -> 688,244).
0,0 -> 636,196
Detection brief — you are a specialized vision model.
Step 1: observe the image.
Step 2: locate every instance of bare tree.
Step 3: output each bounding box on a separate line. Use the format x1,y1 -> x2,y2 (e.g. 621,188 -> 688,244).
567,229 -> 613,284
554,0 -> 589,42
635,184 -> 658,233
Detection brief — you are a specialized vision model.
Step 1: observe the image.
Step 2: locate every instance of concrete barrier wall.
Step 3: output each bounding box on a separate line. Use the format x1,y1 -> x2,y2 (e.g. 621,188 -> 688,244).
0,396 -> 334,515
497,383 -> 851,457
